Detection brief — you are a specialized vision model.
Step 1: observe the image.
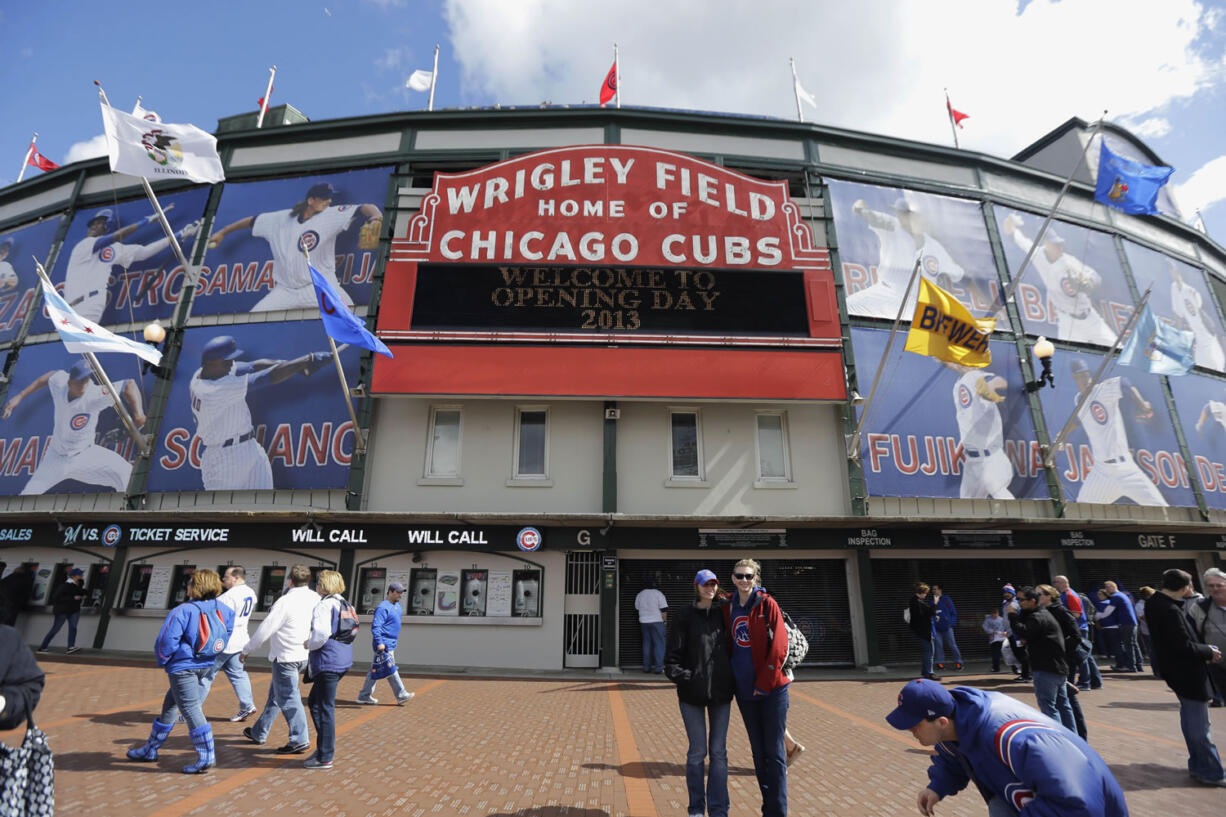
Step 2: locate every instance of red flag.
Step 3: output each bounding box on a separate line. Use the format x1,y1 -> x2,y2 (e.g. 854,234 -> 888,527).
27,144 -> 58,171
946,98 -> 969,128
258,84 -> 274,108
599,62 -> 617,107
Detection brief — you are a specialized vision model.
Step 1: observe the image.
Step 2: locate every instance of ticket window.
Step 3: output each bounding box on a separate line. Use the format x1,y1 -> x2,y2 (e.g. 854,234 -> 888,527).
358,568 -> 387,615
31,565 -> 54,606
513,569 -> 541,618
258,566 -> 288,612
409,568 -> 437,616
126,564 -> 154,609
461,569 -> 488,617
168,565 -> 196,607
84,563 -> 109,611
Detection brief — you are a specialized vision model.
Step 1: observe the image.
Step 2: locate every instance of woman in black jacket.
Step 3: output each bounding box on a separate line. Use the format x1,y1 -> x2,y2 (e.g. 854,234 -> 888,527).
665,569 -> 734,817
908,583 -> 939,680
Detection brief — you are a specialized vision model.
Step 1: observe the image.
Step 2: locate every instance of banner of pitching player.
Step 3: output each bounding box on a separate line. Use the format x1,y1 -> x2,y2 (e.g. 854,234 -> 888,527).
148,320 -> 361,493
1037,349 -> 1195,507
825,179 -> 1005,324
0,217 -> 64,346
992,208 -> 1136,347
1167,372 -> 1226,510
199,166 -> 391,316
849,326 -> 1047,500
1123,241 -> 1226,373
0,341 -> 153,496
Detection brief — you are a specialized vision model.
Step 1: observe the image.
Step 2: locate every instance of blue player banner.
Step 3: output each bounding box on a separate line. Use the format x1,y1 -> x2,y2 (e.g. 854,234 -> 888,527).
826,179 -> 1004,324
0,341 -> 153,496
148,320 -> 361,493
31,188 -> 209,333
1167,372 -> 1226,509
1038,350 -> 1195,507
199,166 -> 392,316
850,326 -> 1047,500
993,208 -> 1135,347
0,217 -> 64,346
1123,240 -> 1226,372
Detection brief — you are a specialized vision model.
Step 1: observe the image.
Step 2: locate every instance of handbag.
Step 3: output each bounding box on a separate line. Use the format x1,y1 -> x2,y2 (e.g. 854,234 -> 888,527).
0,711 -> 54,817
369,650 -> 397,680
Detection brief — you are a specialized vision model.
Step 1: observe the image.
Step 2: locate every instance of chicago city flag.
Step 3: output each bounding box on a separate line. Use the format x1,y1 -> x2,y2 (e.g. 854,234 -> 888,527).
99,101 -> 224,184
905,277 -> 995,367
38,264 -> 162,365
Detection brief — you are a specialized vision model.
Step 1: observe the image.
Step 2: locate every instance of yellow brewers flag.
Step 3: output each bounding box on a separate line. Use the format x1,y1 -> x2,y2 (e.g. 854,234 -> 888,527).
904,277 -> 996,367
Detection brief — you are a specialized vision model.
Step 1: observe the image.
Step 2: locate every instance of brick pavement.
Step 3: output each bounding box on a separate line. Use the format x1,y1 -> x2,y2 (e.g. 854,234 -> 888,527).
3,656 -> 1223,816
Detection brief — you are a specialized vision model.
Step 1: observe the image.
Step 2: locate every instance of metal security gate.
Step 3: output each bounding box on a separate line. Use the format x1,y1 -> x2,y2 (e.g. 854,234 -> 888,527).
1074,558 -> 1202,596
564,552 -> 601,668
617,558 -> 855,668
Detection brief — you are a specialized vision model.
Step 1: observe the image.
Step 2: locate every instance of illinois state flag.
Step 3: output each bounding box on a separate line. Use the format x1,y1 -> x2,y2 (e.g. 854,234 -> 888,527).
599,61 -> 617,107
1094,142 -> 1173,216
1119,303 -> 1194,375
38,264 -> 162,365
309,261 -> 393,358
99,101 -> 224,184
905,277 -> 995,367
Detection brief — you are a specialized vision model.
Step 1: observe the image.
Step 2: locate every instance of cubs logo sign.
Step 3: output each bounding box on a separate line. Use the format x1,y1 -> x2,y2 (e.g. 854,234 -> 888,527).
297,230 -> 320,253
1090,401 -> 1109,424
102,525 -> 123,546
212,638 -> 225,653
732,614 -> 751,647
99,246 -> 115,263
516,527 -> 542,552
957,384 -> 972,408
70,413 -> 90,430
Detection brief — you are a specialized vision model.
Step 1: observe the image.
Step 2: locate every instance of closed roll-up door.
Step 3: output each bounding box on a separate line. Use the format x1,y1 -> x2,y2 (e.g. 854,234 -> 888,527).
1074,559 -> 1202,597
618,557 -> 854,668
871,558 -> 1049,666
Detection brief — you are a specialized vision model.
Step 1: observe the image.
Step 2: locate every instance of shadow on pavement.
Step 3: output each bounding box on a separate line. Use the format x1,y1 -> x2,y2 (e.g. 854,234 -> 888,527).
1104,700 -> 1179,711
485,810 -> 610,817
582,760 -> 755,778
1109,762 -> 1215,792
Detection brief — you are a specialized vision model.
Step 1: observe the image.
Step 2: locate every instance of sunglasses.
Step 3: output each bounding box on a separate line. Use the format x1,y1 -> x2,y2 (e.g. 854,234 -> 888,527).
732,573 -> 755,580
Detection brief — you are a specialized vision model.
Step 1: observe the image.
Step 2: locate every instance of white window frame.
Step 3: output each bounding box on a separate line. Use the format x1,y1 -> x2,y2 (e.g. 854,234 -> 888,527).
753,410 -> 795,489
666,407 -> 708,487
419,405 -> 464,486
509,405 -> 552,486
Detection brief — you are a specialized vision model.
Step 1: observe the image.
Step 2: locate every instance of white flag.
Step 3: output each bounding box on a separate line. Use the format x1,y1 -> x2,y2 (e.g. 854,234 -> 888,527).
100,101 -> 224,184
38,266 -> 162,365
132,101 -> 161,123
406,69 -> 433,92
794,76 -> 817,110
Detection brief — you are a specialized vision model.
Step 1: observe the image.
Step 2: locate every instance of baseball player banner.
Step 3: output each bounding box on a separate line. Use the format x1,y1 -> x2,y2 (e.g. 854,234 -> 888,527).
31,188 -> 209,333
200,167 -> 391,316
850,326 -> 1047,500
826,179 -> 1004,323
1123,240 -> 1226,372
994,208 -> 1135,347
1040,350 -> 1195,507
0,217 -> 62,346
0,341 -> 153,496
148,320 -> 361,493
1167,372 -> 1226,509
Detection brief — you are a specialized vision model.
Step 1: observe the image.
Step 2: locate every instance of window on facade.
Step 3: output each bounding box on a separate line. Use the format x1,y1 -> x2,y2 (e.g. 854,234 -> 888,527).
756,413 -> 791,481
514,409 -> 549,478
425,408 -> 462,477
669,411 -> 702,479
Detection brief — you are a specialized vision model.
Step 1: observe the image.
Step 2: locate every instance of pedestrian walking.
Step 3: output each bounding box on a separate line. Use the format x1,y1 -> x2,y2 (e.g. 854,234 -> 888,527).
303,570 -> 355,770
356,582 -> 415,706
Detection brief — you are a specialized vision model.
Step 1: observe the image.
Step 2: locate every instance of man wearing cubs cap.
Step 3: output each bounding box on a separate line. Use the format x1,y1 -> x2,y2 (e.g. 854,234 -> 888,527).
355,582 -> 414,706
887,678 -> 1127,816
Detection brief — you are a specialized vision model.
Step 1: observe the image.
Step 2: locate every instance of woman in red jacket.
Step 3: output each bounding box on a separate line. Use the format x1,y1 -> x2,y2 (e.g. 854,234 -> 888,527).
724,558 -> 789,817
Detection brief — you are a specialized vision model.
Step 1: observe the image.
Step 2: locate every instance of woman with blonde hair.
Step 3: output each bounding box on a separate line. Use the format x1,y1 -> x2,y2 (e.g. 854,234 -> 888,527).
127,569 -> 234,773
303,569 -> 356,770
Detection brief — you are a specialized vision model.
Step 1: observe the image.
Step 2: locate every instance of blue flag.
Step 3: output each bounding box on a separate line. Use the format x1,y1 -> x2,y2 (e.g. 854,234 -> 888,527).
1094,142 -> 1173,216
308,263 -> 393,358
1119,304 -> 1194,376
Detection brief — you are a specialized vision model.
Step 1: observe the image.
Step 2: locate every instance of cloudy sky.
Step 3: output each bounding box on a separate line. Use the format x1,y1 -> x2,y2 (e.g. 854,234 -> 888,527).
3,0 -> 1225,234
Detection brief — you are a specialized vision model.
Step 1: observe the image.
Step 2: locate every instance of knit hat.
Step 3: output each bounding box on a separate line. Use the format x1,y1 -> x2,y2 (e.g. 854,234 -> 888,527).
1002,584 -> 1016,596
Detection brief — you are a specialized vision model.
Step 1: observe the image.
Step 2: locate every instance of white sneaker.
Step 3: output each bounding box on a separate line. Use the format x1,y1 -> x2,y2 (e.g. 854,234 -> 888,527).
229,705 -> 257,722
396,692 -> 415,706
356,696 -> 378,705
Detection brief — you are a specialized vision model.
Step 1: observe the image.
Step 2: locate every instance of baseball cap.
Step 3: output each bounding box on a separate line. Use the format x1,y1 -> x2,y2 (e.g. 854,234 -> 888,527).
388,581 -> 407,593
306,182 -> 337,200
201,335 -> 243,363
68,360 -> 93,381
90,208 -> 114,224
69,568 -> 85,577
1069,359 -> 1090,376
1002,583 -> 1016,596
1043,228 -> 1066,246
893,197 -> 919,214
694,569 -> 718,585
885,678 -> 955,730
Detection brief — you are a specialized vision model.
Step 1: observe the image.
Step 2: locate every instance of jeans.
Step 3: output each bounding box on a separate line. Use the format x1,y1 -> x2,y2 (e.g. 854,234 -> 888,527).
1032,670 -> 1076,733
1100,628 -> 1122,667
679,700 -> 731,817
933,629 -> 962,665
915,634 -> 934,676
39,611 -> 79,650
249,659 -> 309,745
158,666 -> 211,731
987,795 -> 1020,816
358,649 -> 409,699
1117,623 -> 1140,671
1070,629 -> 1103,688
201,651 -> 254,710
1177,695 -> 1224,782
640,622 -> 665,672
308,670 -> 345,763
736,685 -> 788,817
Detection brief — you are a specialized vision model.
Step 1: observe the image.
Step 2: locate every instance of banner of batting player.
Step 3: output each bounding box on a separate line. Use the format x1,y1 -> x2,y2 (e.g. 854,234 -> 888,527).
1166,372 -> 1226,510
200,166 -> 391,316
1122,241 -> 1226,373
148,321 -> 361,493
0,217 -> 64,346
1038,349 -> 1195,508
826,179 -> 1004,323
850,326 -> 1047,500
992,208 -> 1136,347
0,341 -> 153,496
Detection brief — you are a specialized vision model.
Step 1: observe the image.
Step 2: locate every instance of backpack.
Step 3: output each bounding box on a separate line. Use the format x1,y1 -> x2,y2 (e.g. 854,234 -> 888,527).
190,602 -> 230,661
780,610 -> 809,670
331,597 -> 360,644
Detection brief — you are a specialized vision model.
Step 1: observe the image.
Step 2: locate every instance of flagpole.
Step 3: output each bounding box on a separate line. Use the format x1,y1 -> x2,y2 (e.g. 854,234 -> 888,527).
614,44 -> 620,109
791,59 -> 804,123
846,258 -> 924,460
16,132 -> 36,183
944,89 -> 959,150
301,247 -> 366,454
257,66 -> 277,128
1044,286 -> 1152,469
428,44 -> 439,112
999,111 -> 1107,308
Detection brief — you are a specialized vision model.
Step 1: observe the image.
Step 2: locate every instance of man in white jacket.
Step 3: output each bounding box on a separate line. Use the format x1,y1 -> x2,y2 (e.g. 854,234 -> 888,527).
240,564 -> 317,754
201,566 -> 259,722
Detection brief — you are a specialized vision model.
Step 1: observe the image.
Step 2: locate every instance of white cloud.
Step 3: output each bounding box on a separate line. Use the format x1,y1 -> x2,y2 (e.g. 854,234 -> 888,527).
1172,154 -> 1226,217
374,47 -> 403,73
443,0 -> 1224,158
1119,117 -> 1173,140
64,134 -> 108,165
